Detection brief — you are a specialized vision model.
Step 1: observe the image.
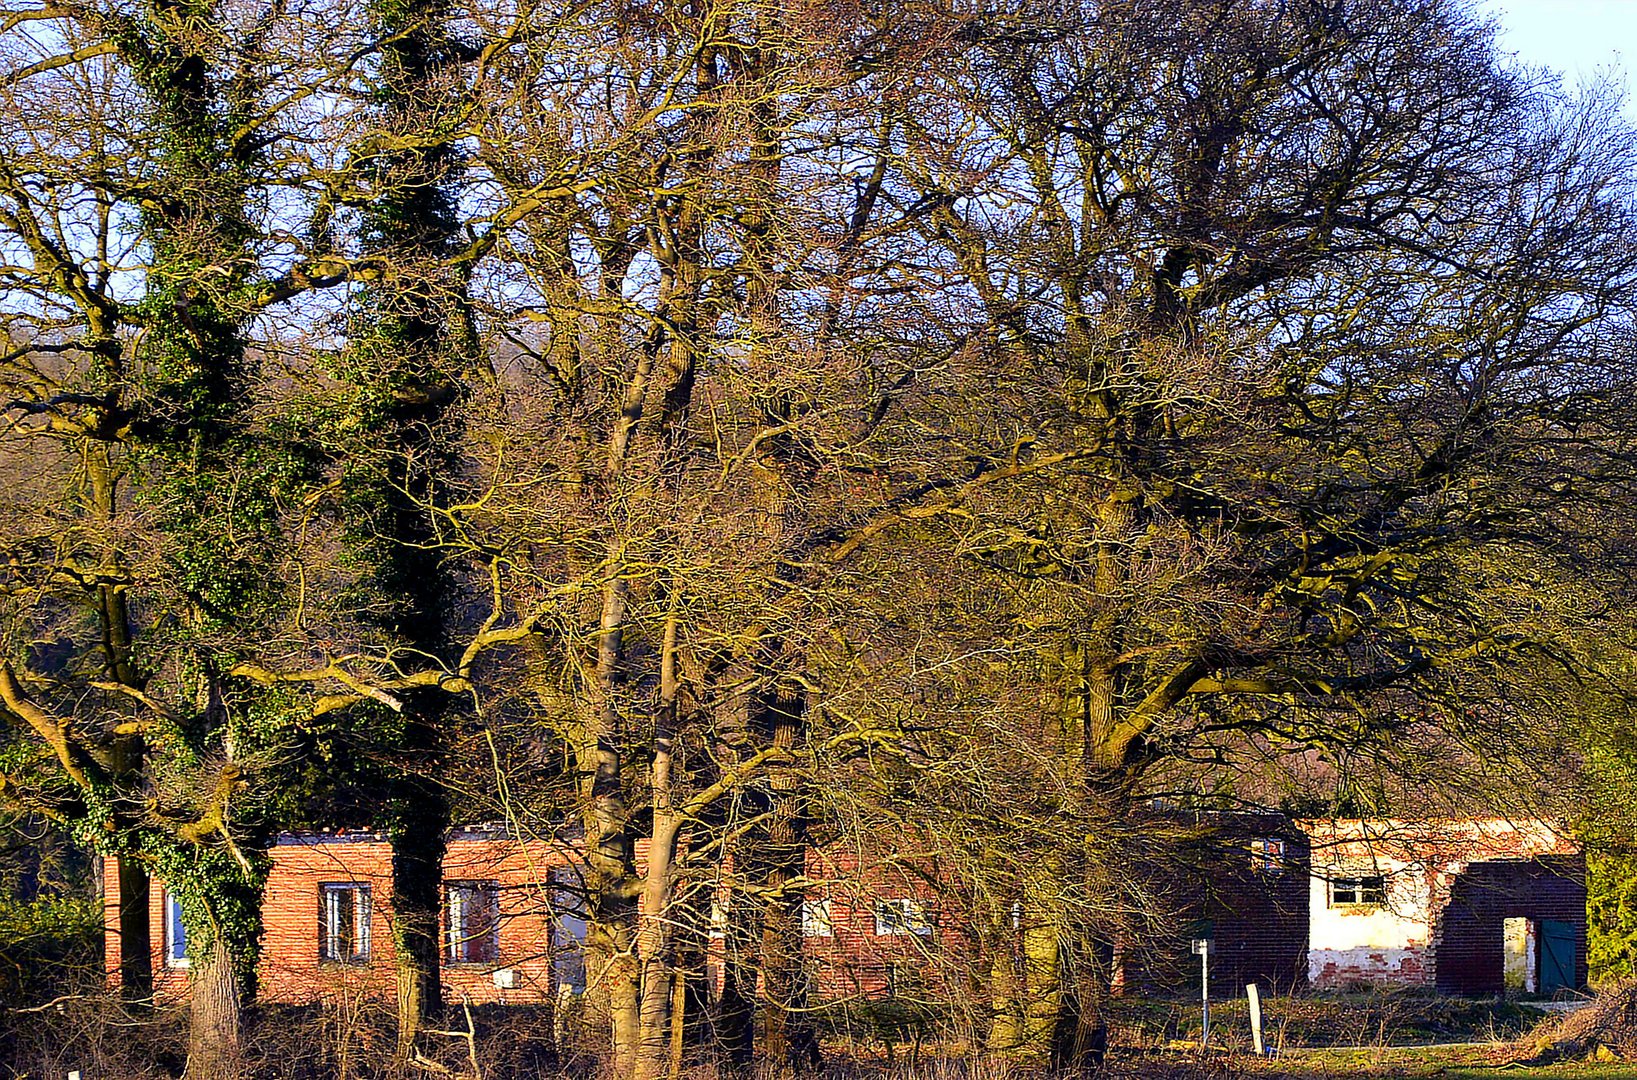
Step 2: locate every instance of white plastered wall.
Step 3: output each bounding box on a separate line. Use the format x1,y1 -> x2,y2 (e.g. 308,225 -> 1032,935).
1301,818 -> 1577,991
1307,850 -> 1434,988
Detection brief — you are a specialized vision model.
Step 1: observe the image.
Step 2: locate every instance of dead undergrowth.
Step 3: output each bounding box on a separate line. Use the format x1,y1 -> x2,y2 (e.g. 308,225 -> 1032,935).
1505,981 -> 1637,1067
0,992 -> 1591,1080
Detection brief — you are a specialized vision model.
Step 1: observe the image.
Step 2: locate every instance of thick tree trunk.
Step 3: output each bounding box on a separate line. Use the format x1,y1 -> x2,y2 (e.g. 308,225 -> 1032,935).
589,556 -> 641,1080
1050,936 -> 1112,1077
756,694 -> 820,1073
985,913 -> 1023,1054
391,774 -> 447,1059
635,610 -> 685,1080
1046,491 -> 1139,1076
634,814 -> 680,1080
760,887 -> 820,1072
602,918 -> 641,1080
184,934 -> 243,1080
1021,913 -> 1062,1054
115,856 -> 153,1001
715,895 -> 758,1072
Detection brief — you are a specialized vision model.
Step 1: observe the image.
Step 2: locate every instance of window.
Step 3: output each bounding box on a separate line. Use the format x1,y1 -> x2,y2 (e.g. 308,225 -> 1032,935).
164,890 -> 188,969
874,898 -> 932,937
550,867 -> 588,993
708,896 -> 728,940
1330,875 -> 1386,907
446,882 -> 500,964
1250,838 -> 1286,873
802,899 -> 834,938
320,883 -> 372,964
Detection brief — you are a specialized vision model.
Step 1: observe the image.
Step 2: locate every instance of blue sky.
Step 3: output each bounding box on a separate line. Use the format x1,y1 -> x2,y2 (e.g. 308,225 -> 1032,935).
1479,0 -> 1637,111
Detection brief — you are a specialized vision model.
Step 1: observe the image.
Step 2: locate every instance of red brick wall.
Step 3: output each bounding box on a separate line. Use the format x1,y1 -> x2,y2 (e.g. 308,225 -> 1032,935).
106,831 -> 577,1006
257,834 -> 396,1004
1433,855 -> 1587,995
100,857 -> 191,1003
800,845 -> 973,1000
1304,819 -> 1585,993
441,833 -> 563,1005
106,833 -> 978,1007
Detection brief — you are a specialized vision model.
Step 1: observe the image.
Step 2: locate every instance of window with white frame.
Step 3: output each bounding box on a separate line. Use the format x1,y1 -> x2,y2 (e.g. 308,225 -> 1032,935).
1329,875 -> 1386,908
802,898 -> 834,938
873,898 -> 932,937
164,890 -> 189,969
446,881 -> 500,963
1250,838 -> 1286,873
708,896 -> 728,939
319,883 -> 372,964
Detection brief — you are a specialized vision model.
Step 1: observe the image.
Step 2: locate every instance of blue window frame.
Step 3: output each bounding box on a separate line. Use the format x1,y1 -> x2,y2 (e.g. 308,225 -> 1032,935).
164,891 -> 188,969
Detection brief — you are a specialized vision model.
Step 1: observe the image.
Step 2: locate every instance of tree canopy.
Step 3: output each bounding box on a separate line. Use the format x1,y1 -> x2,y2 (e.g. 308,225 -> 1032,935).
1,0 -> 1634,1076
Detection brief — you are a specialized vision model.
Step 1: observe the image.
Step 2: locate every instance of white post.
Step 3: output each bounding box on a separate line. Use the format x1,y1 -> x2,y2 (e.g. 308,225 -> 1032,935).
1247,982 -> 1264,1056
1201,945 -> 1210,1045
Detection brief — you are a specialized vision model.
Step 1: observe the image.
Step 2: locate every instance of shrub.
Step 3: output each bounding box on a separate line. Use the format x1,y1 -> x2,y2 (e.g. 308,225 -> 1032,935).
0,894 -> 101,1005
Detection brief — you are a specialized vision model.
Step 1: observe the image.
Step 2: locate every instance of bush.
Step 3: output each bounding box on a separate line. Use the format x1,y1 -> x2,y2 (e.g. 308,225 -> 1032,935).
1589,851 -> 1637,984
0,895 -> 101,1005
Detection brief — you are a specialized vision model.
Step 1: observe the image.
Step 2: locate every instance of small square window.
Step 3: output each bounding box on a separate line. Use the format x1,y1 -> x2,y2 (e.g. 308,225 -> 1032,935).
874,898 -> 932,937
802,899 -> 834,938
446,882 -> 500,964
320,883 -> 372,964
164,890 -> 189,969
1250,838 -> 1286,873
1330,875 -> 1386,908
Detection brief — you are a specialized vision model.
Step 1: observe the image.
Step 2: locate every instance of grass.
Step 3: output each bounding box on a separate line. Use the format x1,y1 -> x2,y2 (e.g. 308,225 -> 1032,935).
1240,1043 -> 1636,1078
1105,991 -> 1549,1051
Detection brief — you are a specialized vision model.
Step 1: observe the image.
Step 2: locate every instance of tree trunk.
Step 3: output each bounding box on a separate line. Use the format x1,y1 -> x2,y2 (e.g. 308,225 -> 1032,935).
184,934 -> 243,1080
756,694 -> 820,1073
1050,936 -> 1112,1077
670,878 -> 714,1054
602,918 -> 641,1080
115,856 -> 153,1002
985,912 -> 1023,1055
1021,911 -> 1062,1055
588,554 -> 641,1079
715,894 -> 758,1072
391,779 -> 447,1060
90,445 -> 154,1004
635,608 -> 685,1080
634,814 -> 680,1080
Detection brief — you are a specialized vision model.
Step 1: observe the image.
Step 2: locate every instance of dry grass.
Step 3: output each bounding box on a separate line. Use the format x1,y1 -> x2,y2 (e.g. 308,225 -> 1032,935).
2,996 -> 1628,1080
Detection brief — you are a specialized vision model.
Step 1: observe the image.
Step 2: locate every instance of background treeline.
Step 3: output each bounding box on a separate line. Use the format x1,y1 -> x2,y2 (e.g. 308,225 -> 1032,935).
2,0 -> 1637,1077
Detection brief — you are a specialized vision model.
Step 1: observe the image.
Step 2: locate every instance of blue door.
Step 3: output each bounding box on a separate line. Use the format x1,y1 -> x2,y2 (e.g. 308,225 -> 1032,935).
1539,919 -> 1575,993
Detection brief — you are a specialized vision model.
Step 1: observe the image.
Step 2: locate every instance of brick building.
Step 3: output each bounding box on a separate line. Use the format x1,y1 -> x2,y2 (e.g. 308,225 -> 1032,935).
1108,813 -> 1313,998
104,817 -> 1585,1007
102,826 -> 973,1006
1303,819 -> 1586,994
104,825 -> 574,1006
